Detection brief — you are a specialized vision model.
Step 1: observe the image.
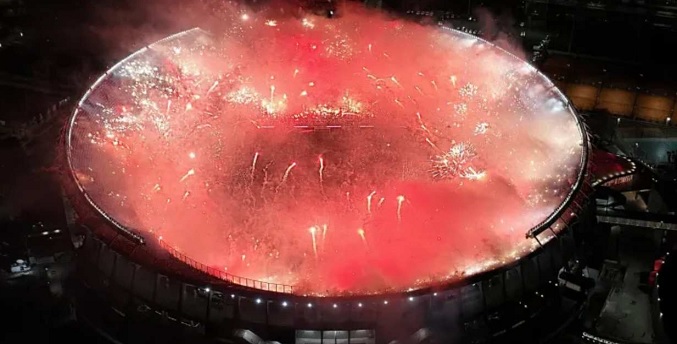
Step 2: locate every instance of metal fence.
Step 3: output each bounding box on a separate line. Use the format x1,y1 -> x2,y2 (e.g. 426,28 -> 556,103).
158,239 -> 294,294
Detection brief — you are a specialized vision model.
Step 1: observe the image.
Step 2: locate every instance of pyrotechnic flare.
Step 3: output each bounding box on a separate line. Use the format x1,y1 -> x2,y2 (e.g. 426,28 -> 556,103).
309,226 -> 318,258
397,195 -> 405,223
390,76 -> 402,88
357,228 -> 367,247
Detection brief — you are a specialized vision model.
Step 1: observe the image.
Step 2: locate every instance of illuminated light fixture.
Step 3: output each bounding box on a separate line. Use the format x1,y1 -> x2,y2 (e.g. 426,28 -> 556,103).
256,298 -> 262,304
241,13 -> 249,21
333,303 -> 338,308
54,229 -> 61,234
307,303 -> 313,308
358,303 -> 363,307
204,287 -> 210,293
282,301 -> 288,307
433,293 -> 438,296
408,297 -> 414,301
231,294 -> 235,298
42,231 -> 49,236
383,300 -> 388,305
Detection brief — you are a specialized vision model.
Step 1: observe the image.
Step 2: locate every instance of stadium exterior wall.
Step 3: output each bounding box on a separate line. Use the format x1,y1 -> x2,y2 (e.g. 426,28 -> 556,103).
66,177 -> 594,344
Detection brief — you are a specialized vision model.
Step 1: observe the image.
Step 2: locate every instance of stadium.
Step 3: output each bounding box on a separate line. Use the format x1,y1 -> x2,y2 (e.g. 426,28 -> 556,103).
63,8 -> 595,344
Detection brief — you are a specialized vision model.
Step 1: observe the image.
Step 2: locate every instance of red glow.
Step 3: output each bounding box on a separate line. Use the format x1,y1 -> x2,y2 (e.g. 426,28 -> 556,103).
68,5 -> 584,296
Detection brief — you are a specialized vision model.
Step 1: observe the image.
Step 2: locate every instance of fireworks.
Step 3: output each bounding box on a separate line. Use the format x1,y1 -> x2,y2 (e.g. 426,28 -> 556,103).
68,5 -> 585,296
474,122 -> 489,135
431,142 -> 485,180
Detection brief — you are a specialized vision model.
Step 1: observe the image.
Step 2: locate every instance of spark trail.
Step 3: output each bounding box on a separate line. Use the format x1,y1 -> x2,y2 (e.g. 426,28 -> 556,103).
318,156 -> 325,188
309,226 -> 318,258
397,195 -> 405,223
279,162 -> 297,189
357,228 -> 367,247
250,152 -> 259,183
179,169 -> 195,183
367,190 -> 376,214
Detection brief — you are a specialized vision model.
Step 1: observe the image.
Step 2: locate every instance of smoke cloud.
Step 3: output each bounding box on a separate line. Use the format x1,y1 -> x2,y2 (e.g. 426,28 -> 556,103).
66,1 -> 583,295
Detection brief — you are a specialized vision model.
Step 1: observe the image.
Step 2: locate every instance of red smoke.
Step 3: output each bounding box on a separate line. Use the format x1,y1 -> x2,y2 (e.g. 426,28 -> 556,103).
68,3 -> 584,295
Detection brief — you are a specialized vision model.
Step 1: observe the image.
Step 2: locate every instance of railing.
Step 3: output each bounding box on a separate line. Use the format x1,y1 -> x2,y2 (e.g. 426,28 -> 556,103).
158,238 -> 294,294
1,97 -> 72,140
